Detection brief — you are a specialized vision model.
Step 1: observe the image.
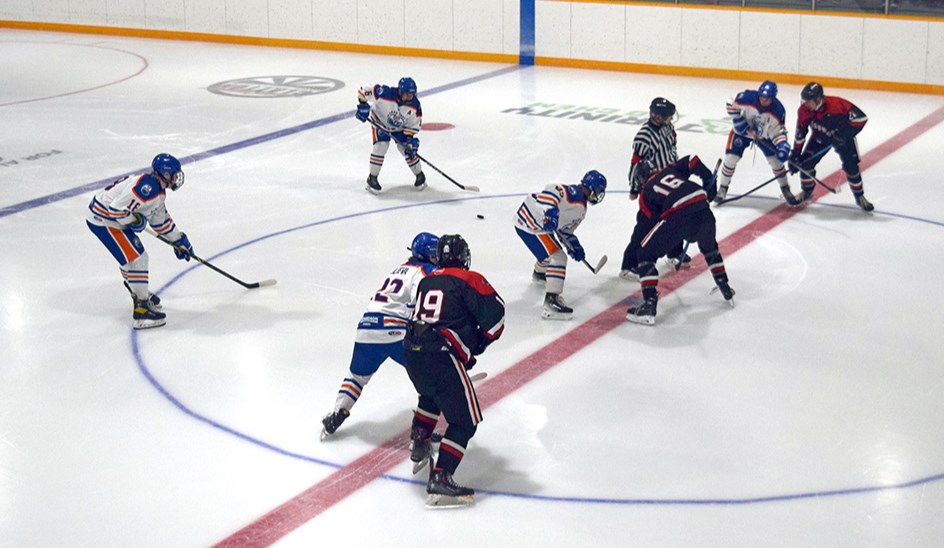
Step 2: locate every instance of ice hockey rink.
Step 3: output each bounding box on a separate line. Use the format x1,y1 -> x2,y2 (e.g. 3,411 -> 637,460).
2,28 -> 944,547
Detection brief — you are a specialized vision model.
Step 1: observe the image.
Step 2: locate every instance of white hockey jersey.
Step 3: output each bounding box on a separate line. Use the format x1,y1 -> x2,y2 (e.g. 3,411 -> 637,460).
354,260 -> 436,344
726,90 -> 789,146
357,84 -> 422,137
86,173 -> 182,240
515,184 -> 588,236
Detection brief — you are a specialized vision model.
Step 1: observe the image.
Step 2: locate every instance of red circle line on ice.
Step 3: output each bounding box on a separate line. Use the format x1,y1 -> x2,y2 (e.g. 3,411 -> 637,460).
422,122 -> 455,131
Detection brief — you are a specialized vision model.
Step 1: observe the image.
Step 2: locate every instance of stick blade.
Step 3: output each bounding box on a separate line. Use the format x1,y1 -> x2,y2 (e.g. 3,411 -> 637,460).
462,185 -> 480,192
594,255 -> 608,273
250,278 -> 278,289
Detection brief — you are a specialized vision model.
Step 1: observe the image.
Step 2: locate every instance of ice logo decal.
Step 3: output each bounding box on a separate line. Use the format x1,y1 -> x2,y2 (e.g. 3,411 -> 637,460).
386,110 -> 405,130
208,76 -> 344,98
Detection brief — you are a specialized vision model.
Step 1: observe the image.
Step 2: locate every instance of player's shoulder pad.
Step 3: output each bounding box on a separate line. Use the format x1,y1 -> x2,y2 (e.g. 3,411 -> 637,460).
133,174 -> 165,201
564,185 -> 586,204
375,85 -> 397,100
735,89 -> 759,106
433,268 -> 497,295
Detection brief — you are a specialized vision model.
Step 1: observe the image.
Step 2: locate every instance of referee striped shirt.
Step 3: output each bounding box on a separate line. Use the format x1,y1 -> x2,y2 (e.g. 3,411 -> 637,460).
628,121 -> 677,189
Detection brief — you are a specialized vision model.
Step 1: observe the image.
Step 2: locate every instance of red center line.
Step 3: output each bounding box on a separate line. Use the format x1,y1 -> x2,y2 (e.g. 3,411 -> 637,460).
215,105 -> 944,548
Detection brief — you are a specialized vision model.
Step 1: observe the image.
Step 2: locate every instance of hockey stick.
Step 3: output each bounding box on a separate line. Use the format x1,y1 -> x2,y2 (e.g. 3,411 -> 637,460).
415,152 -> 480,192
582,255 -> 608,274
754,140 -> 839,194
365,118 -> 479,192
789,160 -> 840,194
145,227 -> 277,289
714,174 -> 780,205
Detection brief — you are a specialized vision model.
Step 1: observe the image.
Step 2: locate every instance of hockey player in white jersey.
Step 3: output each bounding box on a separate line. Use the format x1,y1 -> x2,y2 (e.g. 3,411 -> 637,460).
714,81 -> 800,205
320,232 -> 439,440
354,77 -> 426,194
85,153 -> 194,330
514,171 -> 607,320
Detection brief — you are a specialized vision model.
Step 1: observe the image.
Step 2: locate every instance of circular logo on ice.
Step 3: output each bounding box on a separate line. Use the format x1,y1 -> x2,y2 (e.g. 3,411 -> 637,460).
207,76 -> 344,98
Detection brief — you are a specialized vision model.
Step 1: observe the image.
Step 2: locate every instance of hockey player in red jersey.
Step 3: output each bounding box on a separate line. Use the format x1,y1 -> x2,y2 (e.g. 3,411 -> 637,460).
789,82 -> 872,212
403,234 -> 505,508
625,156 -> 735,325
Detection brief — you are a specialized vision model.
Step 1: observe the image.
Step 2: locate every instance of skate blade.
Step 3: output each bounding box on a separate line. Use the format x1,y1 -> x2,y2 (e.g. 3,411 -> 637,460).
320,428 -> 329,442
425,493 -> 474,509
541,311 -> 573,321
625,314 -> 655,326
412,456 -> 432,475
133,319 -> 166,330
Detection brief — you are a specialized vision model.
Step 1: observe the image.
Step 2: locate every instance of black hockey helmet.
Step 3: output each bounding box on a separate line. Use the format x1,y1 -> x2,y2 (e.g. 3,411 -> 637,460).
437,234 -> 471,270
649,97 -> 676,118
801,82 -> 824,102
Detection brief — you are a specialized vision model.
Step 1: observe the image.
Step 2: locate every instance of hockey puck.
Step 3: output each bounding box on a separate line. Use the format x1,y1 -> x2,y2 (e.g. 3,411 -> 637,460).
476,214 -> 485,220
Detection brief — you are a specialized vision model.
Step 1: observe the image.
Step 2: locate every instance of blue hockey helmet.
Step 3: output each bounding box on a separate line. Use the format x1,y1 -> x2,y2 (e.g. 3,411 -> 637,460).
580,170 -> 607,205
152,153 -> 184,191
398,77 -> 417,97
437,234 -> 471,270
758,80 -> 778,99
409,232 -> 439,264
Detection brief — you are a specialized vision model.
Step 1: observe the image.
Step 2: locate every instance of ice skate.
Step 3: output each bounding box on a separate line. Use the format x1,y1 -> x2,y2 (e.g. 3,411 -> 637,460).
132,297 -> 166,330
414,171 -> 427,190
320,408 -> 350,441
124,281 -> 162,311
668,254 -> 692,271
541,293 -> 572,320
410,434 -> 433,474
713,183 -> 729,204
425,469 -> 474,509
854,193 -> 874,213
712,282 -> 736,307
625,297 -> 657,325
793,186 -> 813,207
366,174 -> 382,194
618,268 -> 640,281
781,186 -> 801,206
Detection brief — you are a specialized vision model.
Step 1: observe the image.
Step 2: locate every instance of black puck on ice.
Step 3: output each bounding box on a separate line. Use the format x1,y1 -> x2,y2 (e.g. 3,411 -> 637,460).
476,214 -> 485,219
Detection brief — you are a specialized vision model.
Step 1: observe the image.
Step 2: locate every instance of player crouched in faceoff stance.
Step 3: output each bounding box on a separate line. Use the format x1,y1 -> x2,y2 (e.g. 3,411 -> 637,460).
85,153 -> 194,330
320,232 -> 440,440
789,82 -> 872,212
404,234 -> 505,508
354,76 -> 426,194
626,156 -> 735,325
715,80 -> 799,205
514,170 -> 607,320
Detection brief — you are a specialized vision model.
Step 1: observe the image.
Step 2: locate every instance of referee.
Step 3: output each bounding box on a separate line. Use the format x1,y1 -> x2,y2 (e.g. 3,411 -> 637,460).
621,97 -> 685,279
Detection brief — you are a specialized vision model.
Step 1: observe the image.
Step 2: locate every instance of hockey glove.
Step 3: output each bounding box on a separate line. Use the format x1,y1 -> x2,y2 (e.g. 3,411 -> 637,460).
126,212 -> 146,233
732,116 -> 755,139
775,141 -> 791,163
405,137 -> 420,160
172,233 -> 193,261
355,102 -> 370,123
542,207 -> 559,232
787,149 -> 808,174
560,233 -> 585,262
